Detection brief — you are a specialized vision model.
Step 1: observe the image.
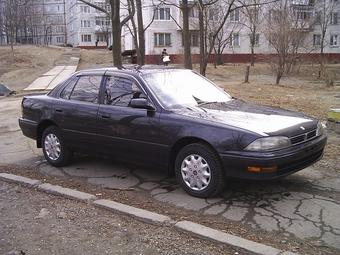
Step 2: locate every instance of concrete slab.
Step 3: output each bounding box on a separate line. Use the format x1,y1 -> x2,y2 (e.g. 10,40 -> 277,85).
93,199 -> 171,224
43,66 -> 65,76
24,76 -> 55,91
175,221 -> 297,255
0,173 -> 41,187
38,183 -> 96,202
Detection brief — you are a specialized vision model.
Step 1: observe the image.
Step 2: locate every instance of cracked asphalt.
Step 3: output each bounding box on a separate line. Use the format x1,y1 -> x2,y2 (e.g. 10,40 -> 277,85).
1,97 -> 340,253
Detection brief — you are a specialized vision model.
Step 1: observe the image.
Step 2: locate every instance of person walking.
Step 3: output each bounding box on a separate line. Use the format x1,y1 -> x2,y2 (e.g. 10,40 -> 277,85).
161,49 -> 170,66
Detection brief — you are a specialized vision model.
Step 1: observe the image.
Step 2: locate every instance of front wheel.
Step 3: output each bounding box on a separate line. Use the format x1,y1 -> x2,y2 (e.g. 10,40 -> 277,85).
175,143 -> 225,198
42,126 -> 72,167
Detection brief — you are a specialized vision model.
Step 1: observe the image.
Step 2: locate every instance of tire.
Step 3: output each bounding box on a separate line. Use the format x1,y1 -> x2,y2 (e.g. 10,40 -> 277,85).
175,143 -> 225,198
42,126 -> 72,167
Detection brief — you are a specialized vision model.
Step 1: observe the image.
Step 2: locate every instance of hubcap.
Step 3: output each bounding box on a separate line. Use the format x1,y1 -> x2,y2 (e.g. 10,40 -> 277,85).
44,133 -> 61,161
181,154 -> 211,191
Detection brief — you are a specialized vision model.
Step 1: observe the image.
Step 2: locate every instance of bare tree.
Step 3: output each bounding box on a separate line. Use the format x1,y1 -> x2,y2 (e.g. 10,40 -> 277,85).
312,0 -> 340,76
79,0 -> 135,67
125,0 -> 159,65
161,0 -> 193,69
264,0 -> 311,85
197,0 -> 276,76
241,0 -> 263,66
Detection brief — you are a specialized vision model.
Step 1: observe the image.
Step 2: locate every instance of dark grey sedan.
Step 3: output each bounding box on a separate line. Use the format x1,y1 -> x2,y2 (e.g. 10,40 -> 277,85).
19,67 -> 327,198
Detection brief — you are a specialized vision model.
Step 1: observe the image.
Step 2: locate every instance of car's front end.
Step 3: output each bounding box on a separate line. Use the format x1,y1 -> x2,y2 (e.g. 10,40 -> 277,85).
220,122 -> 327,179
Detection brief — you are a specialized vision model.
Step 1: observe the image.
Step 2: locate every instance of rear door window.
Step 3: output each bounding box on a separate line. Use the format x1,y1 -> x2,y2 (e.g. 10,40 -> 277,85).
60,77 -> 78,100
70,75 -> 102,103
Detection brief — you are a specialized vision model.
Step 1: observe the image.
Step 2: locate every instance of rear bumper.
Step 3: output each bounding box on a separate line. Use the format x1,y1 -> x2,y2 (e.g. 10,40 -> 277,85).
18,118 -> 37,140
220,134 -> 327,180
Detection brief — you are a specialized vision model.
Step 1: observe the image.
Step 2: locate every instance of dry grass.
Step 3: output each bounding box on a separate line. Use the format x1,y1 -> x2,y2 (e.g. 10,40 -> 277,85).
0,45 -> 64,91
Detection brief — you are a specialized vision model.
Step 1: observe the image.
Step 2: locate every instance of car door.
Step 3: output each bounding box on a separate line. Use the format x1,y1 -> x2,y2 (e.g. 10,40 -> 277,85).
53,74 -> 103,150
96,74 -> 164,166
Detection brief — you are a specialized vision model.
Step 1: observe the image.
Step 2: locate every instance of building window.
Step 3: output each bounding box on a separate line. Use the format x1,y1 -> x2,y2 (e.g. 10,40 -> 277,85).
208,8 -> 219,21
230,9 -> 240,22
81,20 -> 91,28
230,33 -> 240,47
154,33 -> 171,46
181,31 -> 199,47
154,8 -> 171,20
330,35 -> 338,47
330,12 -> 338,25
313,34 -> 321,46
80,6 -> 90,13
249,33 -> 260,47
56,36 -> 64,43
189,7 -> 197,18
81,34 -> 92,42
296,11 -> 311,20
56,26 -> 64,33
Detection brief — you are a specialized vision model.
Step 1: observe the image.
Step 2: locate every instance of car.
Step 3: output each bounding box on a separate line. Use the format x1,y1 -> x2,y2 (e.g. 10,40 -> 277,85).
19,66 -> 327,198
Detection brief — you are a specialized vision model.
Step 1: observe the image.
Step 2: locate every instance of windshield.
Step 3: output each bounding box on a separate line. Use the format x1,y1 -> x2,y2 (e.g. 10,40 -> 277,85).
142,70 -> 232,108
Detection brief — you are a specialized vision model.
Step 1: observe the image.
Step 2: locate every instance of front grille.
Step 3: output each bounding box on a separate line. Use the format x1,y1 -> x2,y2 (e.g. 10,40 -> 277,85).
290,129 -> 317,145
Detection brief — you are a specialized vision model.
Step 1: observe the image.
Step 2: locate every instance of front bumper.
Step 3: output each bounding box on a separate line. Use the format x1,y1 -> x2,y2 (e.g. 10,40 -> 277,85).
220,134 -> 327,180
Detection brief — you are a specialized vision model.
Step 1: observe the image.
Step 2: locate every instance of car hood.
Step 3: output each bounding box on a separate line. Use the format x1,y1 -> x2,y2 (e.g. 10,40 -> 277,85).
173,99 -> 316,136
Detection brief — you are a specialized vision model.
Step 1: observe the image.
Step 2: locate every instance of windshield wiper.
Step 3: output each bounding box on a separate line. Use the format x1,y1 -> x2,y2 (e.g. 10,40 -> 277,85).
197,101 -> 219,106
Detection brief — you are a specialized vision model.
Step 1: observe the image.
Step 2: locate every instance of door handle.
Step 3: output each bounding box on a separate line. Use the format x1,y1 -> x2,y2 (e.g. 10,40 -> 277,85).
55,109 -> 63,113
101,115 -> 110,119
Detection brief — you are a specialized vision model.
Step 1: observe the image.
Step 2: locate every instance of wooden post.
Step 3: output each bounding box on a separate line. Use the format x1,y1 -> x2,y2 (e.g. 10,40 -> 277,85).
244,65 -> 250,83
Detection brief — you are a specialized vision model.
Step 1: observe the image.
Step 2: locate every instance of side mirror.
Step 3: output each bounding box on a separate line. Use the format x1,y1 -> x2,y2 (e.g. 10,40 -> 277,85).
130,98 -> 156,111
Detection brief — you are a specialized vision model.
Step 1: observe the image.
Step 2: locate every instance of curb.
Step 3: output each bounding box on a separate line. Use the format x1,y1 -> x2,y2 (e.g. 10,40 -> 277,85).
93,199 -> 171,225
37,183 -> 96,202
175,221 -> 299,255
0,173 -> 42,187
0,173 -> 300,255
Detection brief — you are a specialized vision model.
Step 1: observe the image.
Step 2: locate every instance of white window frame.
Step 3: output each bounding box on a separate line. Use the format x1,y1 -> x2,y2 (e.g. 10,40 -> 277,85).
230,33 -> 240,47
154,7 -> 171,21
81,34 -> 92,42
313,34 -> 321,46
230,9 -> 240,22
330,34 -> 338,47
154,33 -> 171,47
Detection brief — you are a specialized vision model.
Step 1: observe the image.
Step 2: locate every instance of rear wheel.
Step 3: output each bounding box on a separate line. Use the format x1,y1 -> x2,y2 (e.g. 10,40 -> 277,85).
42,126 -> 72,167
175,143 -> 225,198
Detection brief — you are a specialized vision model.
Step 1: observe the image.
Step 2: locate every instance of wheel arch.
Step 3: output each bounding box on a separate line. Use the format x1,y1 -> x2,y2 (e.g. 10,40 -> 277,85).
168,137 -> 221,176
36,120 -> 58,148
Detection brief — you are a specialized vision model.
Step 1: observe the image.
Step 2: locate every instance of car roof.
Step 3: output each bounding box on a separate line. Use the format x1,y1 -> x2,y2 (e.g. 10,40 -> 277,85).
75,65 -> 185,77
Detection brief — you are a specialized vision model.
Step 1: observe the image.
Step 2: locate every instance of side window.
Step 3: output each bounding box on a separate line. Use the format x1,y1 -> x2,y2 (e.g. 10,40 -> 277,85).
70,75 -> 102,103
104,76 -> 146,107
60,77 -> 78,100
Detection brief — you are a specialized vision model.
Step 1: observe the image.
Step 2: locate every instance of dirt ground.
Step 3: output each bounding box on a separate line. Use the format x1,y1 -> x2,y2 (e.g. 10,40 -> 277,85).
0,180 -> 244,255
0,45 -> 64,91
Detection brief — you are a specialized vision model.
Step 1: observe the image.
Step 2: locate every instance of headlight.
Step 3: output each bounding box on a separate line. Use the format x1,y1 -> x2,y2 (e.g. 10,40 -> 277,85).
316,121 -> 325,136
245,136 -> 291,151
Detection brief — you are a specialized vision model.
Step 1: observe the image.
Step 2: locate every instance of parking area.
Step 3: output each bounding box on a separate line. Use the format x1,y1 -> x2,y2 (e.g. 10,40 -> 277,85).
1,96 -> 340,254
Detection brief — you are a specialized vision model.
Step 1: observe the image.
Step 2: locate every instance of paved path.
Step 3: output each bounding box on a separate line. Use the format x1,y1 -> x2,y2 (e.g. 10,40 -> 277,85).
1,97 -> 340,252
24,48 -> 80,91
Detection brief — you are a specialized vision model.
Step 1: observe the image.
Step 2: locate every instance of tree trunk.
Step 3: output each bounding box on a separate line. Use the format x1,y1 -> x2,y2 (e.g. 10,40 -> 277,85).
198,4 -> 206,75
136,0 -> 145,65
250,46 -> 255,66
181,0 -> 192,69
111,0 -> 122,68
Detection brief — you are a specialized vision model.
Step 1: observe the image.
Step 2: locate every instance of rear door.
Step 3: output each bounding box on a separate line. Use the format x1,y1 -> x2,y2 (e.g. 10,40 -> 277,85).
53,74 -> 103,150
96,74 -> 164,166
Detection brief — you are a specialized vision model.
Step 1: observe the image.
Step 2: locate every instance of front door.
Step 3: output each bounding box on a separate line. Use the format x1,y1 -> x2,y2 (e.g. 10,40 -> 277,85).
96,74 -> 164,166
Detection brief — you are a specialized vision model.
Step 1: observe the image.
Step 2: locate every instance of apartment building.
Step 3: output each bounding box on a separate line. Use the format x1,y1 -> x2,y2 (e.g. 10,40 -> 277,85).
0,0 -> 67,45
122,0 -> 340,63
66,0 -> 112,48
